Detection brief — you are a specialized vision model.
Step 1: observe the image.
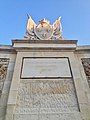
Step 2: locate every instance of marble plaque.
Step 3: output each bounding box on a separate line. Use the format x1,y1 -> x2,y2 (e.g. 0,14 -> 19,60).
21,58 -> 71,78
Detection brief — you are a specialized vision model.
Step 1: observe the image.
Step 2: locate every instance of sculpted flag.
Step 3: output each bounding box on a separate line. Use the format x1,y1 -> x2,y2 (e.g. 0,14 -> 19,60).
53,17 -> 62,33
25,15 -> 63,40
26,15 -> 36,32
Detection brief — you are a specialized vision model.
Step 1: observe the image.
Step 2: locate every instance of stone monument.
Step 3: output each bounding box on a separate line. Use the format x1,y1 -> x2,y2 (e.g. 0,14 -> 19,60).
0,16 -> 90,120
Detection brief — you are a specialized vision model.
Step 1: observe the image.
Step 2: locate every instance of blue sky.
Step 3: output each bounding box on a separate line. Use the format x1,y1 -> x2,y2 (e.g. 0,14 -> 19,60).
0,0 -> 90,45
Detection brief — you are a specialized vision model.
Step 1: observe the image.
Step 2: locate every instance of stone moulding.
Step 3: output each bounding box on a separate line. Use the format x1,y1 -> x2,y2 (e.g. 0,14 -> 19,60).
12,40 -> 77,52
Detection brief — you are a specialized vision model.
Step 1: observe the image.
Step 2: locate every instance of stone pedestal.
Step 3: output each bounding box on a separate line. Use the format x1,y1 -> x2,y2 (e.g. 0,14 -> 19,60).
5,40 -> 90,120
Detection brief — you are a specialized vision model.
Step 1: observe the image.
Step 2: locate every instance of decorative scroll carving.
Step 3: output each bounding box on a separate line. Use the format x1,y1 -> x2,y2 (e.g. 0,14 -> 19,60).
81,58 -> 90,87
24,16 -> 63,40
0,58 -> 9,97
15,79 -> 79,115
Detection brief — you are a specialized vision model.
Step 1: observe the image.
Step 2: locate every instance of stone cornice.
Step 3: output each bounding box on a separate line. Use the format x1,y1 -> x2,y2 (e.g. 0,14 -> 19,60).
0,45 -> 16,54
12,39 -> 78,52
12,39 -> 78,45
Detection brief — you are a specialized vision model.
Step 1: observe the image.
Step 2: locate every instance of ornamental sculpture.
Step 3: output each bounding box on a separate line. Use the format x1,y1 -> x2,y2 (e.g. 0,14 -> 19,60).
25,15 -> 63,40
82,58 -> 90,87
0,58 -> 9,97
0,58 -> 9,80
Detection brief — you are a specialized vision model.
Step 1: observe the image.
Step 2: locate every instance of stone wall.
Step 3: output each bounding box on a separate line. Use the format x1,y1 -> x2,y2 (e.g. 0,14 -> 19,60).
0,42 -> 90,120
0,47 -> 16,120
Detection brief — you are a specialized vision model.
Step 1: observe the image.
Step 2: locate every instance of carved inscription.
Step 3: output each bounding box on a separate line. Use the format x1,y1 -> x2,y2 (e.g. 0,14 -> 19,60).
14,113 -> 81,120
15,79 -> 79,115
0,58 -> 9,97
82,58 -> 90,87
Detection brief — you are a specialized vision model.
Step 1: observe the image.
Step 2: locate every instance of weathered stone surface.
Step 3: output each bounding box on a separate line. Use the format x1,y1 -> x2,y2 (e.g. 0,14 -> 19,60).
14,79 -> 79,117
14,113 -> 82,120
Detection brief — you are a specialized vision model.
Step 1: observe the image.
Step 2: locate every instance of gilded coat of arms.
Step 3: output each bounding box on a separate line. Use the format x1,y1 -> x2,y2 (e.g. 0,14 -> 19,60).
25,15 -> 63,40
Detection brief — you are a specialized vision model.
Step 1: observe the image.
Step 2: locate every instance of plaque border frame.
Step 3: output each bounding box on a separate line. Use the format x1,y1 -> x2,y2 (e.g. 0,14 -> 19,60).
20,57 -> 73,79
